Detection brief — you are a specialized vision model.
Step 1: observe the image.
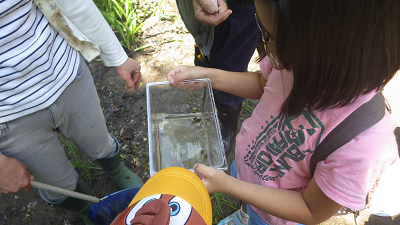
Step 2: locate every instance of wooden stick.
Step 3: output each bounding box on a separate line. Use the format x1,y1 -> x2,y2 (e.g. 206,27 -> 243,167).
31,181 -> 100,203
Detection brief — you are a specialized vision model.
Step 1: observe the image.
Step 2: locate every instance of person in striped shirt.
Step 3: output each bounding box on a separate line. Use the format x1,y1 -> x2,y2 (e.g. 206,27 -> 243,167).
0,0 -> 143,223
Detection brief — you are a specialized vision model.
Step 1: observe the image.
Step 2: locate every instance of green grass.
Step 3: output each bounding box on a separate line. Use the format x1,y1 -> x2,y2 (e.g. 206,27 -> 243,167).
61,137 -> 101,185
94,0 -> 175,51
211,192 -> 240,224
242,98 -> 257,113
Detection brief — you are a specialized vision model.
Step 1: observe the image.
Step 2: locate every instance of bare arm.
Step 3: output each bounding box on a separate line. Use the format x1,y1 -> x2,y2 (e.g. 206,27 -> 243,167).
167,66 -> 265,99
54,0 -> 142,90
194,164 -> 343,224
0,154 -> 33,193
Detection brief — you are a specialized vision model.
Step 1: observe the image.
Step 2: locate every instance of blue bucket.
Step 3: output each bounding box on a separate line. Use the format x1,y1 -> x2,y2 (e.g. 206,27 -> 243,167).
87,187 -> 141,225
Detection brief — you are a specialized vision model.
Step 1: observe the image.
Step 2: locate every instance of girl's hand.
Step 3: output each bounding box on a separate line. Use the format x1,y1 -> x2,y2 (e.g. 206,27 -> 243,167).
193,163 -> 229,193
167,66 -> 210,91
115,58 -> 142,91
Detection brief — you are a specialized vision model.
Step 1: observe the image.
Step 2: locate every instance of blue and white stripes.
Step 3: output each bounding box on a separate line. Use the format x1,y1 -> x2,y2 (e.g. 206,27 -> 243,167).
0,0 -> 78,123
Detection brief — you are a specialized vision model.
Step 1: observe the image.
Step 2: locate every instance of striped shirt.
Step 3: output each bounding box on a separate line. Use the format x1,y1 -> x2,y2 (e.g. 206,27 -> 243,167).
0,0 -> 79,123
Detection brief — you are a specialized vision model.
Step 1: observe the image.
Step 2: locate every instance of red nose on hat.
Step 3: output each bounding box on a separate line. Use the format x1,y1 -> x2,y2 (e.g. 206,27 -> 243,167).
130,199 -> 170,225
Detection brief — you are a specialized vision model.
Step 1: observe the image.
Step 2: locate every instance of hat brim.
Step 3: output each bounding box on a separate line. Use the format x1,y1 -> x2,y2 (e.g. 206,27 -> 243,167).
129,167 -> 212,225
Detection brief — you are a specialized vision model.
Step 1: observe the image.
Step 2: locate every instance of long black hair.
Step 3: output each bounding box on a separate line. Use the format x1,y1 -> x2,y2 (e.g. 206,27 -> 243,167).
257,0 -> 400,117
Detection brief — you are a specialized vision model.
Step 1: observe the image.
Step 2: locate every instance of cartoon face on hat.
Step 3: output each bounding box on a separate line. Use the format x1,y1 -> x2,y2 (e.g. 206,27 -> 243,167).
111,194 -> 206,225
111,167 -> 212,225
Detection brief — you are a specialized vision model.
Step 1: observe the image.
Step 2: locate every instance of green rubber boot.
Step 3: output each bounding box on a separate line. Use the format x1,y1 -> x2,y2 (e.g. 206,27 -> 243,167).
44,183 -> 94,225
96,135 -> 143,189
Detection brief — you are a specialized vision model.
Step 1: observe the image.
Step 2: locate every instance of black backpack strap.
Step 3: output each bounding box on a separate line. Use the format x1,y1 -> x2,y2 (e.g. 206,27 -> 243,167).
310,92 -> 386,177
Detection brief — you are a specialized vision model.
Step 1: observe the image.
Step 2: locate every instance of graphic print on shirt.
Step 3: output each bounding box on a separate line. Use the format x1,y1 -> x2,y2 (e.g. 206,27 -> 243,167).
244,108 -> 324,180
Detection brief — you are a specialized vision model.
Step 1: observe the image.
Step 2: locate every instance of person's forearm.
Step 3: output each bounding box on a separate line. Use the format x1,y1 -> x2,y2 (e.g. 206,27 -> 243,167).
221,175 -> 332,225
54,0 -> 127,66
206,68 -> 264,99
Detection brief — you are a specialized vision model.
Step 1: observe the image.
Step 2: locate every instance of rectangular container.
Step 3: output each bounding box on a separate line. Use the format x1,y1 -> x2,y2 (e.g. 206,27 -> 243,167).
146,79 -> 227,176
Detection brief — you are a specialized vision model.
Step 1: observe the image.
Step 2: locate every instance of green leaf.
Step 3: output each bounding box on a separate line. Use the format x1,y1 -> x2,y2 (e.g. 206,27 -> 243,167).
134,43 -> 152,52
161,39 -> 183,44
99,10 -> 116,25
120,154 -> 128,160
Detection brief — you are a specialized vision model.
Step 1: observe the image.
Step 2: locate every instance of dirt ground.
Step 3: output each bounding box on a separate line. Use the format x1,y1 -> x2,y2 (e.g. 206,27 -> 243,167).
0,0 -> 399,224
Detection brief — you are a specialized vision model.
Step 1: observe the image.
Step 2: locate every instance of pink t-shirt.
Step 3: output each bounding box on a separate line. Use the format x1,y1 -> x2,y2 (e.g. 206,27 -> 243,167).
235,58 -> 399,225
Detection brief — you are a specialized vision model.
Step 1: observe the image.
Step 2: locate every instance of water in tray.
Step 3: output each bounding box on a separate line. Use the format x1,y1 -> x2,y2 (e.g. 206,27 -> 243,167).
154,113 -> 211,171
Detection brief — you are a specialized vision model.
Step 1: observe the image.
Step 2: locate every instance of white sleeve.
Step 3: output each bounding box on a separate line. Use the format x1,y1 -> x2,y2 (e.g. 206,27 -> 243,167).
54,0 -> 128,67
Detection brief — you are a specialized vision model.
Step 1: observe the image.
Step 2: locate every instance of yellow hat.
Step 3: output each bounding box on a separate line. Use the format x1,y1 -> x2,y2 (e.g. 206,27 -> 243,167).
111,167 -> 212,225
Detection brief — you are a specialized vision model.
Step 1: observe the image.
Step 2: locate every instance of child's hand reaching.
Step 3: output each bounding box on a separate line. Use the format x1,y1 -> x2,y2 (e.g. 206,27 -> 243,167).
167,66 -> 211,91
169,65 -> 264,99
193,163 -> 229,194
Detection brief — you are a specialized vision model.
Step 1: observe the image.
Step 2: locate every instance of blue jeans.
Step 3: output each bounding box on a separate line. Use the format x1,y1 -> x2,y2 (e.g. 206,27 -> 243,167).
247,205 -> 269,225
231,161 -> 303,225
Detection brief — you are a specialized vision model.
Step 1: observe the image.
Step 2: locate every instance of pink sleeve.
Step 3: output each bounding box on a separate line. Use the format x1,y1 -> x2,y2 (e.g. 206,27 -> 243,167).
314,112 -> 398,210
259,57 -> 274,80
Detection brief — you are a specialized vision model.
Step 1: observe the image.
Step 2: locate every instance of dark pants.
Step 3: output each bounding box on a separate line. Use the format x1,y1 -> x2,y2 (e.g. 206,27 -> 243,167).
195,0 -> 260,111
